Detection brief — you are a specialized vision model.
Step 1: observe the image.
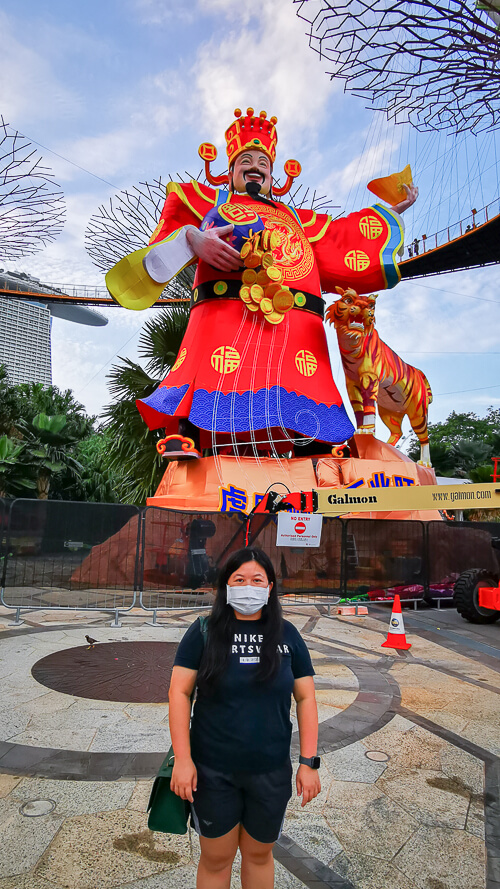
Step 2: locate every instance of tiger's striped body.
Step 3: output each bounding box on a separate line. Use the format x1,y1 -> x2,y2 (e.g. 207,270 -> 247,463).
326,287 -> 432,465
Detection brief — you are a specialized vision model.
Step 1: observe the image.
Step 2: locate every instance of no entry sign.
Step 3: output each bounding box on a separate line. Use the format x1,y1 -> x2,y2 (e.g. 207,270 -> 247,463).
276,512 -> 323,547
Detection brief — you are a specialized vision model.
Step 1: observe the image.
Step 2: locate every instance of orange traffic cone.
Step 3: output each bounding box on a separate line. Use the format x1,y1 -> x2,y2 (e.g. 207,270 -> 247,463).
381,594 -> 411,650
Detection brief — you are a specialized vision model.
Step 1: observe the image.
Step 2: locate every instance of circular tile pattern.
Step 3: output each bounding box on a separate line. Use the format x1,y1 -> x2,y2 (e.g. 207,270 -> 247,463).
31,642 -> 178,703
20,798 -> 56,817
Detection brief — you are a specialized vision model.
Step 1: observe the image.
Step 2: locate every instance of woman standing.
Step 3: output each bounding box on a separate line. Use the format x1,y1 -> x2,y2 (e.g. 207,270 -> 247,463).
168,547 -> 321,889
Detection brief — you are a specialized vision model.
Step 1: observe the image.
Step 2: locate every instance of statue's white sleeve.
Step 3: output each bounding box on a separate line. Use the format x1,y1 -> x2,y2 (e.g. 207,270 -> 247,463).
144,227 -> 196,284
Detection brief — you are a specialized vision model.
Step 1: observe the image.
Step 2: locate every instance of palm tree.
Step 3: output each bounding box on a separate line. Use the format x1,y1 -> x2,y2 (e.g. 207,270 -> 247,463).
101,305 -> 190,505
18,413 -> 84,499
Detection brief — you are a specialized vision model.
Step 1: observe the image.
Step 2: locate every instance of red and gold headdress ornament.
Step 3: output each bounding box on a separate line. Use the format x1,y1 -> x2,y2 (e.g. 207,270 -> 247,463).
198,107 -> 301,197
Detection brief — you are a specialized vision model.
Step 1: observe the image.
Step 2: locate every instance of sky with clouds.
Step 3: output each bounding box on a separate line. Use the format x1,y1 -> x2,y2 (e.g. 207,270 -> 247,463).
1,0 -> 499,444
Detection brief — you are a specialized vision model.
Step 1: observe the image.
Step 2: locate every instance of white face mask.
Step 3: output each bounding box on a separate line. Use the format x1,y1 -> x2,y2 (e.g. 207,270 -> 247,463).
226,584 -> 270,615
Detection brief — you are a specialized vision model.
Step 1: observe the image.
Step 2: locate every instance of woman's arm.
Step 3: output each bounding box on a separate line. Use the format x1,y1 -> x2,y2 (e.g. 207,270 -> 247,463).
168,665 -> 198,802
293,675 -> 321,807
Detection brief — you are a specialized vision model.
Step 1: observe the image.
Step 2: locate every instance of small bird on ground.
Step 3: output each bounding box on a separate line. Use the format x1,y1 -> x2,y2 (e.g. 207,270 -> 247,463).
85,635 -> 98,649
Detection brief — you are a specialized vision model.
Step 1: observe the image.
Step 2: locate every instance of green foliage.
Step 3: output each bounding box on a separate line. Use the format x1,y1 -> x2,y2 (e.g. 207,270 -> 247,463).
15,381 -> 94,439
0,365 -> 23,436
407,408 -> 500,480
101,304 -> 190,505
17,413 -> 84,499
61,430 -> 122,503
0,435 -> 36,497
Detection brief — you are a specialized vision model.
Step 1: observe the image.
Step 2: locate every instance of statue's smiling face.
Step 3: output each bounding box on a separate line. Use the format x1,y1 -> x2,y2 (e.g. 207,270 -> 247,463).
230,150 -> 272,195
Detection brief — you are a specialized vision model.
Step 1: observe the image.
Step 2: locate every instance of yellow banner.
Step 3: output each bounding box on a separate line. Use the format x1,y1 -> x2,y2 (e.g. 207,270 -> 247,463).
315,483 -> 500,515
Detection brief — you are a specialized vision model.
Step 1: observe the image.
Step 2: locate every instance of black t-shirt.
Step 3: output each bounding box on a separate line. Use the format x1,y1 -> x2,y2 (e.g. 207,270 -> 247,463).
173,616 -> 314,773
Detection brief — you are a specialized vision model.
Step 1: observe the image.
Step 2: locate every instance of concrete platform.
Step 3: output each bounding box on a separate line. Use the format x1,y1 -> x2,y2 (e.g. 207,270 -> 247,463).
0,603 -> 498,889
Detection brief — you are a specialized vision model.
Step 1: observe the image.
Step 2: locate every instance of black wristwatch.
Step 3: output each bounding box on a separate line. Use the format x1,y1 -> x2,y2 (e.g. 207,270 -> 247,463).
299,755 -> 321,769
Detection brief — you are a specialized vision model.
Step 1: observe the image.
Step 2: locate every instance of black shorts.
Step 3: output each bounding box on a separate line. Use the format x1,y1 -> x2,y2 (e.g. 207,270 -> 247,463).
190,760 -> 292,844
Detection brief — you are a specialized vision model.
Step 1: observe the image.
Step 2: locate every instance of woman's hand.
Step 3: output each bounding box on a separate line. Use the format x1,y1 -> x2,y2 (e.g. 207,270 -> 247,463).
171,756 -> 198,803
296,764 -> 321,807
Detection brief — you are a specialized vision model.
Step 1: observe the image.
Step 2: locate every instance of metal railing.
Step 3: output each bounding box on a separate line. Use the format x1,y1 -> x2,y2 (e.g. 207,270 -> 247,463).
404,197 -> 500,257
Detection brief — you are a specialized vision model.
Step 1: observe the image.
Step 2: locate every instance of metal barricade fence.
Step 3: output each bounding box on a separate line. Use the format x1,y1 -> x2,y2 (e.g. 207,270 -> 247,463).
138,508 -> 343,617
426,520 -> 500,585
2,499 -> 499,622
342,518 -> 427,607
1,499 -> 141,623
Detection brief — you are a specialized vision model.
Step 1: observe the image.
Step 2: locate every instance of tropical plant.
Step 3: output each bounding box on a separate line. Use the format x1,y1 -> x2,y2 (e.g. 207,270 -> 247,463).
407,408 -> 500,479
0,365 -> 22,437
61,430 -> 122,503
0,435 -> 36,498
101,304 -> 190,505
17,413 -> 84,500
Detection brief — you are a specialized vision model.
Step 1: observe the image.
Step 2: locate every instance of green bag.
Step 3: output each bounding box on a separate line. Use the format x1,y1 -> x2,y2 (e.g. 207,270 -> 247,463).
147,616 -> 208,834
147,746 -> 190,834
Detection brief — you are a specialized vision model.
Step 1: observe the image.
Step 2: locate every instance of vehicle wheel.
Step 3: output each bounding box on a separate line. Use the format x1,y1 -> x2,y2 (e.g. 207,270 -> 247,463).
453,569 -> 500,624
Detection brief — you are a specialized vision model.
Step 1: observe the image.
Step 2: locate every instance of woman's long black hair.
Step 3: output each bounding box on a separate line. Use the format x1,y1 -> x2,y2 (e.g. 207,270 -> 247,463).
196,548 -> 282,692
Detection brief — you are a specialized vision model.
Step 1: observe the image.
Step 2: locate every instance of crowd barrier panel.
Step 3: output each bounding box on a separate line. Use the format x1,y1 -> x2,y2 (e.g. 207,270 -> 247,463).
0,499 -> 141,625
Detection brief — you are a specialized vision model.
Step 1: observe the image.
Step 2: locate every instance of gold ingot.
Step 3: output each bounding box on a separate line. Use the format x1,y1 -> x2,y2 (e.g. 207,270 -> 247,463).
262,252 -> 274,269
266,311 -> 285,325
246,302 -> 259,312
266,266 -> 283,282
242,268 -> 257,285
257,270 -> 270,287
245,254 -> 260,268
241,242 -> 252,259
270,231 -> 281,249
273,288 -> 294,313
250,284 -> 264,303
260,298 -> 273,315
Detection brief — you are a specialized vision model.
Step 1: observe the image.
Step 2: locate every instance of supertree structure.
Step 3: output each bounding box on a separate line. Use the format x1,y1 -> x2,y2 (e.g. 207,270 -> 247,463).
85,173 -> 337,302
294,0 -> 500,134
0,117 -> 65,260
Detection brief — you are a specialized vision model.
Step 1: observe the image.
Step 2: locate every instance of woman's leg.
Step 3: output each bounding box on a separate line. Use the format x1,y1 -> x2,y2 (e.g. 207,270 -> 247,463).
239,825 -> 275,889
197,824 -> 240,889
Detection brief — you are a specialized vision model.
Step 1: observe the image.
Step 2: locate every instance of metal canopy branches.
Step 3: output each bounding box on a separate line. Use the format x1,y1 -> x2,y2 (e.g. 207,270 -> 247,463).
294,0 -> 500,134
0,117 -> 65,260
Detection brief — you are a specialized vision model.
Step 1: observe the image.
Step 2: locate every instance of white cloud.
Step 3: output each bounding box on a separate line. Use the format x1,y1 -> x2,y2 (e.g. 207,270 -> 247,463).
191,0 -> 339,164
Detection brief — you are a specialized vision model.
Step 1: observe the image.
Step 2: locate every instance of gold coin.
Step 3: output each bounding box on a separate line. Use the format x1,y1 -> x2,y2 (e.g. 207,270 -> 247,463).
270,231 -> 281,249
250,284 -> 264,303
246,302 -> 259,312
257,270 -> 270,287
266,266 -> 283,282
240,242 -> 252,259
273,288 -> 294,313
264,282 -> 282,299
262,252 -> 274,269
242,269 -> 257,285
260,298 -> 273,314
266,311 -> 285,325
240,286 -> 251,299
245,254 -> 260,268
262,230 -> 271,251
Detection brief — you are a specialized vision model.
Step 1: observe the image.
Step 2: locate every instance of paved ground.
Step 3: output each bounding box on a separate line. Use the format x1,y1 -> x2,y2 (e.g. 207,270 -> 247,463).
0,602 -> 499,889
